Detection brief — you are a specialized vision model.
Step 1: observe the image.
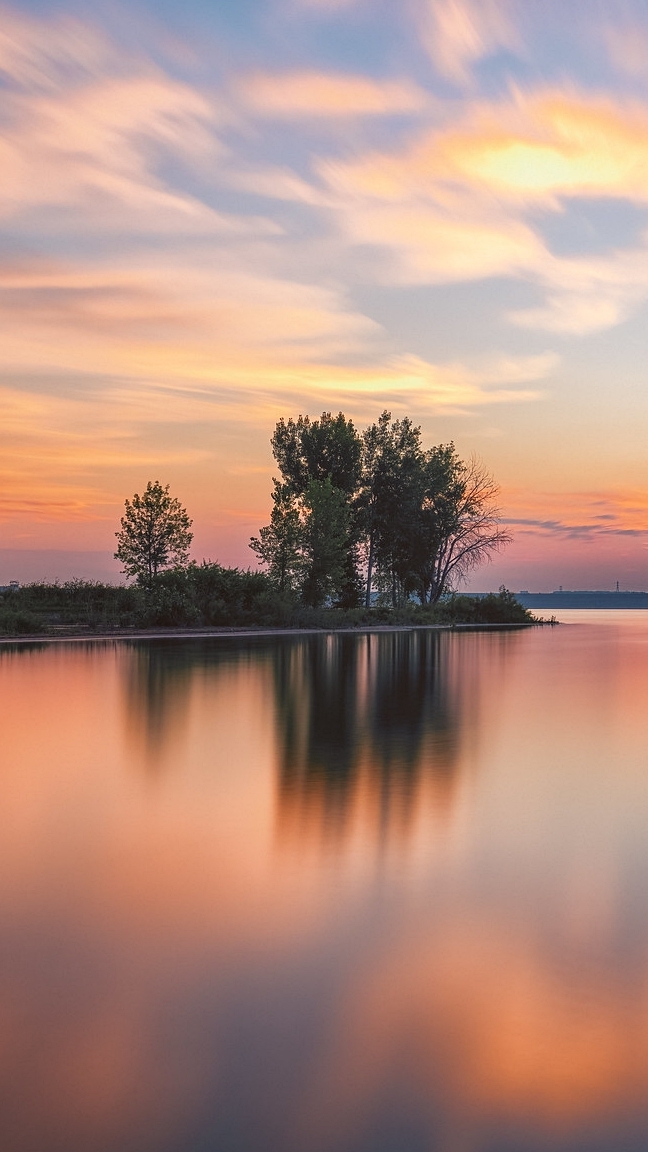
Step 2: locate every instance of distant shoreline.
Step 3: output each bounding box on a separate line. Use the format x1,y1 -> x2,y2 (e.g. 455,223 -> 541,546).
0,621 -> 543,646
515,591 -> 648,609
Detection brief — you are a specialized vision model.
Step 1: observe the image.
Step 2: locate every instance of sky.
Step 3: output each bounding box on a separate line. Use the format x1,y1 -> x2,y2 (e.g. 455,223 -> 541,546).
2,0 -> 648,590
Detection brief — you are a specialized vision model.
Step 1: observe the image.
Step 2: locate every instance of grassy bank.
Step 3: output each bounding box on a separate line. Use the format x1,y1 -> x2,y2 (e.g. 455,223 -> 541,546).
0,565 -> 535,637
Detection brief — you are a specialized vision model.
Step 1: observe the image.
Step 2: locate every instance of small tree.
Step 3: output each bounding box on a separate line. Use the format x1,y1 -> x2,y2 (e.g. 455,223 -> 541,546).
115,480 -> 193,585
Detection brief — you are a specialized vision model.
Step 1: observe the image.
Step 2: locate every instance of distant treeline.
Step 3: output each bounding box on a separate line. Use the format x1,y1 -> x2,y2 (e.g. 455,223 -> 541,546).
0,567 -> 532,636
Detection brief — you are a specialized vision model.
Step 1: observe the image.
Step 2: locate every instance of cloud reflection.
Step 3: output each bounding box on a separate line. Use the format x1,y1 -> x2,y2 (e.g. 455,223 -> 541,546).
4,628 -> 648,1149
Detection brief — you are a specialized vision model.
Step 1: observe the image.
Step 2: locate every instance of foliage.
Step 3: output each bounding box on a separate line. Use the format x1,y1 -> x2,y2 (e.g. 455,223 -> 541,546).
115,480 -> 193,585
359,412 -> 425,608
0,411 -> 521,636
0,577 -> 533,637
254,409 -> 512,609
138,563 -> 293,628
0,580 -> 141,634
254,411 -> 364,608
300,478 -> 353,608
409,449 -> 511,605
435,587 -> 534,625
271,412 -> 362,497
250,481 -> 304,594
0,568 -> 292,634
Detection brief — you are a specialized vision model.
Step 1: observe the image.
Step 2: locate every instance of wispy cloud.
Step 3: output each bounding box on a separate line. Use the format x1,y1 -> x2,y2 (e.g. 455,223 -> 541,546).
1,0 -> 648,574
315,85 -> 648,332
417,0 -> 519,84
0,4 -> 110,88
0,74 -> 235,232
501,490 -> 648,540
239,70 -> 428,118
604,22 -> 648,79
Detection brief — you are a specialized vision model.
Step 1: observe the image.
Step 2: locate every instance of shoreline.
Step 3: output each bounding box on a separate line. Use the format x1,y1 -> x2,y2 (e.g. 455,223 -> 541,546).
0,621 -> 543,646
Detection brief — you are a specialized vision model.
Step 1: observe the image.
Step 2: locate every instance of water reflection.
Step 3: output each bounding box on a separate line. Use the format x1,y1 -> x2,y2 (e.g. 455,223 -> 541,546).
123,642 -> 196,767
272,632 -> 482,848
4,620 -> 648,1151
122,630 -> 500,844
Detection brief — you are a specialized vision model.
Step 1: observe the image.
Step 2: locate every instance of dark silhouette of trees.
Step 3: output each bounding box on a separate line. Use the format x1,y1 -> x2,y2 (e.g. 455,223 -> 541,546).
250,481 -> 304,594
254,412 -> 363,607
412,452 -> 511,604
300,478 -> 352,608
252,409 -> 511,608
360,414 -> 426,608
115,480 -> 193,585
271,412 -> 362,497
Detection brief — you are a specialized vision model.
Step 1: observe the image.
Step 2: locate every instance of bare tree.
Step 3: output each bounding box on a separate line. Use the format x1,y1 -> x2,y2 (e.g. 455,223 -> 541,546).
421,456 -> 511,604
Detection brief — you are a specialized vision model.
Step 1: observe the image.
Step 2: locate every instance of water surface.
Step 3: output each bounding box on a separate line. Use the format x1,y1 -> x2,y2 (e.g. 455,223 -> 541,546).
3,614 -> 648,1151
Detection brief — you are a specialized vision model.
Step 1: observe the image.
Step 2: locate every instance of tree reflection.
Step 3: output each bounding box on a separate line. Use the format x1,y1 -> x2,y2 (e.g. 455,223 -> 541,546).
122,641 -> 201,769
122,637 -> 275,770
273,631 -> 475,848
121,631 -> 489,844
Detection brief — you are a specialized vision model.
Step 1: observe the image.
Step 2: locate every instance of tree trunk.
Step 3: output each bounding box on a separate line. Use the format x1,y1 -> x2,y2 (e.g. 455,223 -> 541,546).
365,535 -> 374,608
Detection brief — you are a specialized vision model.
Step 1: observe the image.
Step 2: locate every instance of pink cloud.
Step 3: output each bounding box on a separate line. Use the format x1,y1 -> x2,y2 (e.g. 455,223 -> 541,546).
239,70 -> 428,118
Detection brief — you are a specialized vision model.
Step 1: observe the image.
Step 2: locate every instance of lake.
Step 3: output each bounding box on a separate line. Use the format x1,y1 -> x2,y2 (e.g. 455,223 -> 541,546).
3,612 -> 648,1151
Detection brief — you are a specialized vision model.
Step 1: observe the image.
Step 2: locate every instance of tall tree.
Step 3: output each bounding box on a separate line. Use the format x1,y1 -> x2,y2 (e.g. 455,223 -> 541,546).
253,409 -> 511,609
249,481 -> 303,594
361,420 -> 509,606
360,413 -> 424,607
358,411 -> 390,608
272,412 -> 362,498
115,480 -> 193,585
413,453 -> 511,603
300,478 -> 352,608
269,411 -> 363,606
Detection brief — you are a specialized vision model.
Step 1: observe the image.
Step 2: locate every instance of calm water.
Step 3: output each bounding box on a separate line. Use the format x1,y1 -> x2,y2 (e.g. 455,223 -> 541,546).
3,613 -> 648,1151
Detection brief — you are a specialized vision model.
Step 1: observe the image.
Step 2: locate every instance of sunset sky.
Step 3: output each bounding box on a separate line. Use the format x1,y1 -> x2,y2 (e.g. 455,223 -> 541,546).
2,0 -> 648,589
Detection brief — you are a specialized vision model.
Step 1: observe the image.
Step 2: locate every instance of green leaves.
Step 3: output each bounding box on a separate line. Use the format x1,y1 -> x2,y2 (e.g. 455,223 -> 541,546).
255,413 -> 363,608
254,410 -> 511,609
250,481 -> 304,594
114,480 -> 193,585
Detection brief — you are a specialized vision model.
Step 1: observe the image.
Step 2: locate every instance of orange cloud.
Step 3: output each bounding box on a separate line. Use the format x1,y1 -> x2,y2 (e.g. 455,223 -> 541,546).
315,86 -> 648,332
444,91 -> 648,202
322,87 -> 648,207
0,235 -> 548,547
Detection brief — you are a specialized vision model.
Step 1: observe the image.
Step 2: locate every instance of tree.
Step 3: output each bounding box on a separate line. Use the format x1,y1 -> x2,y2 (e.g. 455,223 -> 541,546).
115,480 -> 193,585
300,478 -> 352,608
360,413 -> 424,607
250,481 -> 304,594
272,411 -> 364,606
361,417 -> 510,606
253,409 -> 511,610
254,411 -> 363,606
271,412 -> 362,498
413,453 -> 511,604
